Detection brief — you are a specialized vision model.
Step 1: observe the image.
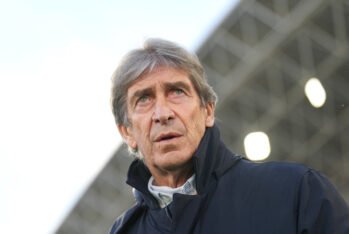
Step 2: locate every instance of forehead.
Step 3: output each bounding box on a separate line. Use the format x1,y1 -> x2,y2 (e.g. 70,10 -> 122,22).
127,67 -> 192,94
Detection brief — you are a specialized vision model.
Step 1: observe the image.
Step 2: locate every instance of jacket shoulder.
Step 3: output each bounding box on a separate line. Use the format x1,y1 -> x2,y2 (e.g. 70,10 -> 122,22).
223,159 -> 311,193
239,159 -> 310,178
109,203 -> 142,234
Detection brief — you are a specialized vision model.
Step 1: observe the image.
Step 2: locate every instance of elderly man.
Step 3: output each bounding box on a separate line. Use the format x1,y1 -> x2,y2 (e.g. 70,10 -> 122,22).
109,38 -> 349,234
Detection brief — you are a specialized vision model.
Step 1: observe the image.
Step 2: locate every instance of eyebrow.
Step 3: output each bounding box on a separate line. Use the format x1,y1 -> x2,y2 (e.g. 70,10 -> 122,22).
129,87 -> 154,106
128,80 -> 193,106
163,81 -> 192,93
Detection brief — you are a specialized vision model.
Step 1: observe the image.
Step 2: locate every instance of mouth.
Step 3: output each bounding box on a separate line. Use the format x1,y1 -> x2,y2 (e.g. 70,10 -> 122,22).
154,132 -> 182,143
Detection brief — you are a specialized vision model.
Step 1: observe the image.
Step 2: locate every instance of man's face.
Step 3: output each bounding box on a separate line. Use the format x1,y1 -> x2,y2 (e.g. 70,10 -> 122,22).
118,67 -> 214,175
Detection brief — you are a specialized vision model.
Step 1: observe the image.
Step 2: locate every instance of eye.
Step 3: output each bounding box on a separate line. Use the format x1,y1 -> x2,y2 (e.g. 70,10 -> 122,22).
172,88 -> 184,95
136,95 -> 151,105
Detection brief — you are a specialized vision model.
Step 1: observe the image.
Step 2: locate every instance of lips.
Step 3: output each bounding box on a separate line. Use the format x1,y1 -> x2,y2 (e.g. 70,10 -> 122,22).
154,132 -> 182,142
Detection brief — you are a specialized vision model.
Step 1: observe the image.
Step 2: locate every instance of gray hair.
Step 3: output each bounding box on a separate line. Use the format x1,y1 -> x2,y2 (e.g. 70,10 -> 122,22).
111,38 -> 217,128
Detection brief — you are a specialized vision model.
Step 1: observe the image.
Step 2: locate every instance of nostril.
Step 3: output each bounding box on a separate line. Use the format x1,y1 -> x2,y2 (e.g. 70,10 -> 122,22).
153,113 -> 174,124
152,103 -> 175,124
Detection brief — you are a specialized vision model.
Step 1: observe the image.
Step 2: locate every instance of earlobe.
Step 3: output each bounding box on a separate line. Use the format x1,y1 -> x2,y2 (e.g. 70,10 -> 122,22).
117,125 -> 137,149
205,102 -> 215,127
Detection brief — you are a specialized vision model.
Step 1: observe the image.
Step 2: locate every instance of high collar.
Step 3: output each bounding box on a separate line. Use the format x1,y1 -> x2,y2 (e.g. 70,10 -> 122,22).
126,124 -> 242,207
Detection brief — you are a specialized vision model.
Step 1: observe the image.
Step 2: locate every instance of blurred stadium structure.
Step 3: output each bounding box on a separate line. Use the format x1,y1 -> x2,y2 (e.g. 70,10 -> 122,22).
56,0 -> 349,233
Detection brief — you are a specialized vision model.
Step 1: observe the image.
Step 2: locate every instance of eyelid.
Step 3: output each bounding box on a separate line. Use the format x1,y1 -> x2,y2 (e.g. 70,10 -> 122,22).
131,87 -> 153,104
172,88 -> 184,94
168,84 -> 188,93
136,94 -> 151,105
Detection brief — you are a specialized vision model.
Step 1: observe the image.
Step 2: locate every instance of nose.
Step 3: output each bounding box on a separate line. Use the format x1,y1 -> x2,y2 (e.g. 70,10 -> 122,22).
152,98 -> 174,125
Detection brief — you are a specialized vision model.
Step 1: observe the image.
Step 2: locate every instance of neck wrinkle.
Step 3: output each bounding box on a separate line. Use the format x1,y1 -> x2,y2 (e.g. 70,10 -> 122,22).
151,164 -> 194,188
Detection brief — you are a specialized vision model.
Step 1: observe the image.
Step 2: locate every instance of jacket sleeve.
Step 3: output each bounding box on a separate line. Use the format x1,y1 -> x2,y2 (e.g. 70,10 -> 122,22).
109,217 -> 122,234
109,203 -> 141,234
297,169 -> 349,233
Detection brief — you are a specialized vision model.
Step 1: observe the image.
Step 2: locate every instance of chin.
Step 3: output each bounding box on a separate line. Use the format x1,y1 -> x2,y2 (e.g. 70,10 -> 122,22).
155,152 -> 193,171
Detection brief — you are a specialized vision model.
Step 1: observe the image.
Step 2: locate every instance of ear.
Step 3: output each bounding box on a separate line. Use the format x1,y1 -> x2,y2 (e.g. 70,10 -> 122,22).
117,124 -> 137,150
205,102 -> 215,127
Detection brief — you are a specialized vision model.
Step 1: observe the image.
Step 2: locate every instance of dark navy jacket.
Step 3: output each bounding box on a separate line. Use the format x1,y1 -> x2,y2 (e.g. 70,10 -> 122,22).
110,126 -> 349,234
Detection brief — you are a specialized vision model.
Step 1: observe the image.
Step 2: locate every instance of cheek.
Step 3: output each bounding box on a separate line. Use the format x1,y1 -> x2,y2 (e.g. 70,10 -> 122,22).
186,111 -> 207,142
131,115 -> 153,148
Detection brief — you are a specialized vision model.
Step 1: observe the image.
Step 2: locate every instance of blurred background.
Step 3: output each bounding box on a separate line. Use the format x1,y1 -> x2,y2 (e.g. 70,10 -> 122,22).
1,0 -> 348,233
0,0 -> 237,233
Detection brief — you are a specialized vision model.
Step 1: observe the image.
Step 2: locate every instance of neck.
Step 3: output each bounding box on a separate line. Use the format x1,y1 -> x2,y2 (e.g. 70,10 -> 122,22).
150,164 -> 193,188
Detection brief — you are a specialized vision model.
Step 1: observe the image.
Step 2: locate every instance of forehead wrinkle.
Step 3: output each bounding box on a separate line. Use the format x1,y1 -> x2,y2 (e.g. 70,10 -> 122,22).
127,68 -> 192,103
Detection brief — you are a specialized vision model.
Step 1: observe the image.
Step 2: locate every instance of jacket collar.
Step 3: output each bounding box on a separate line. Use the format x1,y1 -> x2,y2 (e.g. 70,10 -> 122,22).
125,124 -> 242,207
